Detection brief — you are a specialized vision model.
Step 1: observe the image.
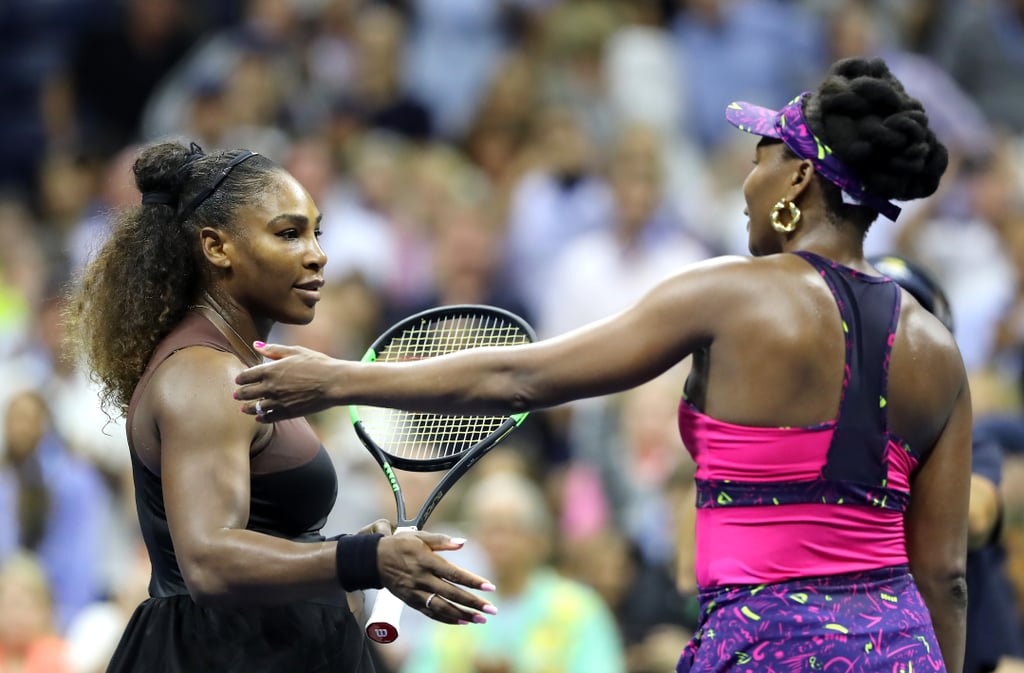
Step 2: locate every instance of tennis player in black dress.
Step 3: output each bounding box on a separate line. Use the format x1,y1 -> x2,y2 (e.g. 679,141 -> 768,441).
63,141 -> 497,672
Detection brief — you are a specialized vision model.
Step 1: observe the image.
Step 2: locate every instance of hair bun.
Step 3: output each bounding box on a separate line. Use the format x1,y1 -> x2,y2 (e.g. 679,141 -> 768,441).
808,57 -> 949,203
133,142 -> 195,205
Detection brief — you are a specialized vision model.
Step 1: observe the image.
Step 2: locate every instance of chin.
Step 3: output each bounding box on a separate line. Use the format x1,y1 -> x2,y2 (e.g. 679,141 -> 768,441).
281,306 -> 317,326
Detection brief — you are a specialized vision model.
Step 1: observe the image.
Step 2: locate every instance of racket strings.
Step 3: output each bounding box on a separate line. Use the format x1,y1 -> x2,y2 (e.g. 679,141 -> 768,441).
359,312 -> 531,462
384,317 -> 529,358
361,409 -> 505,461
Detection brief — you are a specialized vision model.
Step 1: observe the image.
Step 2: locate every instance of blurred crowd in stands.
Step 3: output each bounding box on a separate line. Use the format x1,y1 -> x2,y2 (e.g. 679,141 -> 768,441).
0,0 -> 1023,671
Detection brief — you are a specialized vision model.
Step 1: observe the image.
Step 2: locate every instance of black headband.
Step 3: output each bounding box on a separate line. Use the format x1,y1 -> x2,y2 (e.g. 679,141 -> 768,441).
139,145 -> 259,221
175,150 -> 259,224
141,191 -> 177,206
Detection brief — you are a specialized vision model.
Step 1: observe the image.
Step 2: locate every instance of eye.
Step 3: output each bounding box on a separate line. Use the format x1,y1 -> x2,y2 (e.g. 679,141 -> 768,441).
277,229 -> 299,239
314,228 -> 323,238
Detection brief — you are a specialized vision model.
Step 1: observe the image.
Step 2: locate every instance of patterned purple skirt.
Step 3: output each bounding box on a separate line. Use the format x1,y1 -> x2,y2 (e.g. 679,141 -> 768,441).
677,565 -> 946,673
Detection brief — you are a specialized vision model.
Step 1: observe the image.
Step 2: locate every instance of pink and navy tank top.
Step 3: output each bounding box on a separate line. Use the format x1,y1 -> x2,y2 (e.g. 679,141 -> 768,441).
679,251 -> 921,588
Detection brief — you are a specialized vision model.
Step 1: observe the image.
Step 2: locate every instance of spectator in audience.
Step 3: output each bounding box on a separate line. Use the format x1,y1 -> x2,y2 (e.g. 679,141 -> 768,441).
0,390 -> 110,632
502,104 -> 613,320
347,3 -> 434,142
64,541 -> 150,673
60,0 -> 200,156
0,552 -> 71,673
559,524 -> 694,673
668,0 -> 820,153
938,0 -> 1024,136
401,470 -> 625,673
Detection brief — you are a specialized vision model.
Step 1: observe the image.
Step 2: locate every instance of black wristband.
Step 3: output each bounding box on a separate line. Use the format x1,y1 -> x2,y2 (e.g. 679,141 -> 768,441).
334,534 -> 384,591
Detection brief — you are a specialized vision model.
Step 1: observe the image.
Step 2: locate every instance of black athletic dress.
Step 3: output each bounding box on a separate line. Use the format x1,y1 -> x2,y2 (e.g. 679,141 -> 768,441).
107,313 -> 375,673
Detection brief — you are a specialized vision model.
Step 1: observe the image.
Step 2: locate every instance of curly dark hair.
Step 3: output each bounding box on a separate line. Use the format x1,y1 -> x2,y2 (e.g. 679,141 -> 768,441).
801,57 -> 949,229
63,141 -> 281,416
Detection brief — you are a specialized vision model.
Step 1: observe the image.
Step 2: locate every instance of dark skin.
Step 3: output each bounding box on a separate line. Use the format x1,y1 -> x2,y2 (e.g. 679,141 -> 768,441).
132,170 -> 496,623
236,145 -> 970,671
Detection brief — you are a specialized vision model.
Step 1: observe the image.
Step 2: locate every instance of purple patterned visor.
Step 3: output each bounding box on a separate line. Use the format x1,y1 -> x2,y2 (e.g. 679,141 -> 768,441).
726,93 -> 901,222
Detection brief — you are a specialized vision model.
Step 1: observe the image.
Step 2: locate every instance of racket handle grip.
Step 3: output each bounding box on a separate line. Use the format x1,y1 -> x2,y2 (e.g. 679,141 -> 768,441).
365,588 -> 405,643
365,525 -> 419,644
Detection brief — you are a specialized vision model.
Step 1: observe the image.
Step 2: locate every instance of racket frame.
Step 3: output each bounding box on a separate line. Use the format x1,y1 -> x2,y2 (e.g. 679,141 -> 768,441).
349,304 -> 535,644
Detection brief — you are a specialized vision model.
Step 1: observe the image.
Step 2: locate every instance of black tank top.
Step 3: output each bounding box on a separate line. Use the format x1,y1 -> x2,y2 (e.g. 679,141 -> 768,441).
126,312 -> 339,598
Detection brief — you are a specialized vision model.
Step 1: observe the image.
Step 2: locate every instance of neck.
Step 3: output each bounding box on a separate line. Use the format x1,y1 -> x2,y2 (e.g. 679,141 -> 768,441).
192,292 -> 267,365
782,216 -> 871,272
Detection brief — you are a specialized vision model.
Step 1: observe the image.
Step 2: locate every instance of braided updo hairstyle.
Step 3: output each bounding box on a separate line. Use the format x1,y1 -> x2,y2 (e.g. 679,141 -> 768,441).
63,141 -> 281,415
802,57 -> 948,229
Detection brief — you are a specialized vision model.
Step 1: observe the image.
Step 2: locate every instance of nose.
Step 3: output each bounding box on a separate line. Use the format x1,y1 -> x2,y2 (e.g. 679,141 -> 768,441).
305,235 -> 327,271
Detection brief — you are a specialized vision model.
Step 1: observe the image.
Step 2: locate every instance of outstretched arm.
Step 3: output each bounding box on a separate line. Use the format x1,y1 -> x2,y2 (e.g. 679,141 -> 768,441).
235,256 -> 752,420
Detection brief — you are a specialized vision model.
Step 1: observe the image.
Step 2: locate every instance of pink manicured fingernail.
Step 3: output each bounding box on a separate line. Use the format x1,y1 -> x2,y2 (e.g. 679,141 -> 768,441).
472,614 -> 487,624
480,582 -> 496,592
450,537 -> 467,546
254,341 -> 266,349
482,604 -> 498,616
232,392 -> 239,399
457,620 -> 469,626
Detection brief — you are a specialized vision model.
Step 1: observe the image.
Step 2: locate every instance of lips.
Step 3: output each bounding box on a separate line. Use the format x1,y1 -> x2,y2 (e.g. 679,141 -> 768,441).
294,278 -> 325,291
294,278 -> 324,305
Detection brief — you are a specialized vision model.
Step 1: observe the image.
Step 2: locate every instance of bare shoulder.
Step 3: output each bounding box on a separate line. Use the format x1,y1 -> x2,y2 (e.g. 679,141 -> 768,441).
665,254 -> 756,280
640,253 -> 821,332
689,252 -> 820,284
652,254 -> 768,302
147,346 -> 247,420
888,288 -> 967,448
894,290 -> 963,374
635,255 -> 766,324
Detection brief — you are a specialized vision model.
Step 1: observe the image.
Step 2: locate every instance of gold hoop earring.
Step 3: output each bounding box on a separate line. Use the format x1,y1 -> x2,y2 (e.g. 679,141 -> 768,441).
770,199 -> 801,233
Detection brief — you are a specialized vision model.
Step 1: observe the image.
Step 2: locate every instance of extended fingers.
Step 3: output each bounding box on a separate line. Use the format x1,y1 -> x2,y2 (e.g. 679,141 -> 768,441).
379,537 -> 497,622
420,558 -> 497,620
234,358 -> 275,388
233,371 -> 270,404
234,343 -> 305,391
408,534 -> 495,594
418,588 -> 496,625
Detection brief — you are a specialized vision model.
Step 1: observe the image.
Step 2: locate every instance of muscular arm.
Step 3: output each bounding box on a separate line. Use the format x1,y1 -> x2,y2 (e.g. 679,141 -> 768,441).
152,348 -> 339,605
152,348 -> 494,618
905,377 -> 972,673
236,256 -> 752,419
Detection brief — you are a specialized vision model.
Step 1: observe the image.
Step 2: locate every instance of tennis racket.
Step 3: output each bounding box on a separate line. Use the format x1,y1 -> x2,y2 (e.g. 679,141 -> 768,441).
352,304 -> 537,644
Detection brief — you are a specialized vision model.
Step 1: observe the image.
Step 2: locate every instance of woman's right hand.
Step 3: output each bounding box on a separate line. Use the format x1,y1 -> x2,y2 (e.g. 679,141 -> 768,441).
377,531 -> 497,624
235,343 -> 341,421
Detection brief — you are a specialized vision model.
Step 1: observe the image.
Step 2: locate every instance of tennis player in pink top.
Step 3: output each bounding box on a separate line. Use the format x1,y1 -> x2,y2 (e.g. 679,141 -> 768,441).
236,57 -> 970,673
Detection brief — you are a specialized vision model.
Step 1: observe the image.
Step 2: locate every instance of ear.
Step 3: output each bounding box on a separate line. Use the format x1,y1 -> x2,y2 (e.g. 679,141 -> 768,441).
788,158 -> 816,201
200,227 -> 232,269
